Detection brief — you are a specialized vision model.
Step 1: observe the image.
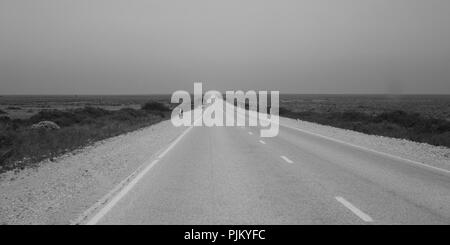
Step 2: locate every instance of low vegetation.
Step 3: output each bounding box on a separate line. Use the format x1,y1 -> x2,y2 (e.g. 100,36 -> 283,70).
0,101 -> 171,173
278,107 -> 450,148
0,109 -> 6,115
6,106 -> 21,110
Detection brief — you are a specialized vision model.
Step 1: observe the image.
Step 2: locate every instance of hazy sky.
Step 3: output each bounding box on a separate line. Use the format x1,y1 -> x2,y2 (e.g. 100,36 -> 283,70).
1,0 -> 449,94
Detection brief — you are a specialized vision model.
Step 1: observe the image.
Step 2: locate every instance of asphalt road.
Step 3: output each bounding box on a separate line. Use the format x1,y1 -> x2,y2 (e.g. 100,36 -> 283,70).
85,105 -> 450,225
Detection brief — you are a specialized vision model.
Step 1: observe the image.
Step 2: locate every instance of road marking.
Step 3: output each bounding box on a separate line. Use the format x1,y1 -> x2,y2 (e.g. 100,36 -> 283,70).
158,124 -> 194,159
280,123 -> 450,175
259,140 -> 266,144
335,196 -> 374,222
86,159 -> 160,225
280,155 -> 293,163
76,114 -> 202,225
228,101 -> 450,175
248,132 -> 253,135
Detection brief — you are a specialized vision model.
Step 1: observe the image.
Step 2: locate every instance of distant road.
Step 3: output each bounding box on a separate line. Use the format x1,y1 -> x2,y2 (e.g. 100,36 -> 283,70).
81,104 -> 450,225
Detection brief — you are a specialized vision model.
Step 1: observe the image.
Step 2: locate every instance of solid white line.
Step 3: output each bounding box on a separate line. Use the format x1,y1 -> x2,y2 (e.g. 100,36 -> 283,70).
248,132 -> 253,135
81,116 -> 202,225
158,111 -> 203,159
158,125 -> 194,159
280,155 -> 293,163
86,159 -> 160,225
228,100 -> 450,175
335,196 -> 374,222
259,140 -> 266,144
280,123 -> 450,175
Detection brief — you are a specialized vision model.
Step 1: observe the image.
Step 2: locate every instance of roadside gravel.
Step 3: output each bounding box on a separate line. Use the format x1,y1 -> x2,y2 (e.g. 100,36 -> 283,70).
0,120 -> 186,224
280,117 -> 450,171
1,116 -> 448,224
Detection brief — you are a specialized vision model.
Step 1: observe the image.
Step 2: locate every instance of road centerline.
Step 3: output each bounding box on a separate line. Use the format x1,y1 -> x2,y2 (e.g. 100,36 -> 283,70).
280,155 -> 293,163
335,196 -> 374,222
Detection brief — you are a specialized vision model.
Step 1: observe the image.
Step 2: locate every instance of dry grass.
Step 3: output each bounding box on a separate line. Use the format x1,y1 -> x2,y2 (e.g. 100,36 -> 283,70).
278,99 -> 450,148
0,101 -> 171,173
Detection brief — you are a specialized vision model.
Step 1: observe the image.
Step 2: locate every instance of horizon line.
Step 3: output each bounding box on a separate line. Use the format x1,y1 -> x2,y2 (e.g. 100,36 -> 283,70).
1,93 -> 450,96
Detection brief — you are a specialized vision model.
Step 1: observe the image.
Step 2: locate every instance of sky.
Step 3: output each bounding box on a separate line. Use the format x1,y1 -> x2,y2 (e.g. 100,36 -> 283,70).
1,0 -> 450,94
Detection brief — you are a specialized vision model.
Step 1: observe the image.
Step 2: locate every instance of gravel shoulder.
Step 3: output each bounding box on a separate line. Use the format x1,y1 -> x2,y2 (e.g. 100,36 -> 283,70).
0,120 -> 186,224
280,117 -> 450,172
0,117 -> 449,224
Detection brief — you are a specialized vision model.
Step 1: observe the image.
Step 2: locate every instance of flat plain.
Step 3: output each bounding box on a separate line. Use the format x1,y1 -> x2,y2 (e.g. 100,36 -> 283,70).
1,94 -> 449,174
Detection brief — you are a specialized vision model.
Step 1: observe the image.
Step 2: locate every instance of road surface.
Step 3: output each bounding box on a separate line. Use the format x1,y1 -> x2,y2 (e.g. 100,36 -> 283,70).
82,105 -> 450,225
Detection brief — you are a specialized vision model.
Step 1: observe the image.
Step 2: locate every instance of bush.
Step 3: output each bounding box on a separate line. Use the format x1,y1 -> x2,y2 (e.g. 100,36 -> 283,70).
112,108 -> 147,121
374,110 -> 420,128
29,107 -> 111,127
141,101 -> 170,112
0,116 -> 10,123
0,132 -> 14,147
279,106 -> 292,116
428,132 -> 450,147
30,109 -> 78,127
341,111 -> 370,122
73,106 -> 111,118
31,121 -> 61,130
273,106 -> 450,148
0,105 -> 170,173
7,106 -> 21,110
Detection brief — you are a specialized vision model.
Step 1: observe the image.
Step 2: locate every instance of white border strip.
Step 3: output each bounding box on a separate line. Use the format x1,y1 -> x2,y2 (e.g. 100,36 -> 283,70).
86,124 -> 195,225
86,159 -> 160,225
280,122 -> 450,175
72,110 -> 202,225
228,101 -> 450,175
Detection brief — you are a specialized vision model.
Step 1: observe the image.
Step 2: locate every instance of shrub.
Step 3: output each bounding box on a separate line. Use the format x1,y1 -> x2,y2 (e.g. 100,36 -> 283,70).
74,106 -> 111,118
7,106 -> 21,110
141,101 -> 170,112
0,105 -> 170,173
374,110 -> 418,127
0,132 -> 14,147
428,132 -> 450,147
0,116 -> 10,123
31,121 -> 61,130
112,108 -> 146,121
270,106 -> 450,148
341,111 -> 370,122
30,109 -> 78,127
29,107 -> 111,127
279,106 -> 292,116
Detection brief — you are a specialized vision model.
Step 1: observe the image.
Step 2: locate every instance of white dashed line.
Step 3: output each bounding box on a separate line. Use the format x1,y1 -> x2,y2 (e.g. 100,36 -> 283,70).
280,155 -> 293,163
259,140 -> 266,144
248,132 -> 253,135
229,102 -> 450,175
335,196 -> 374,222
